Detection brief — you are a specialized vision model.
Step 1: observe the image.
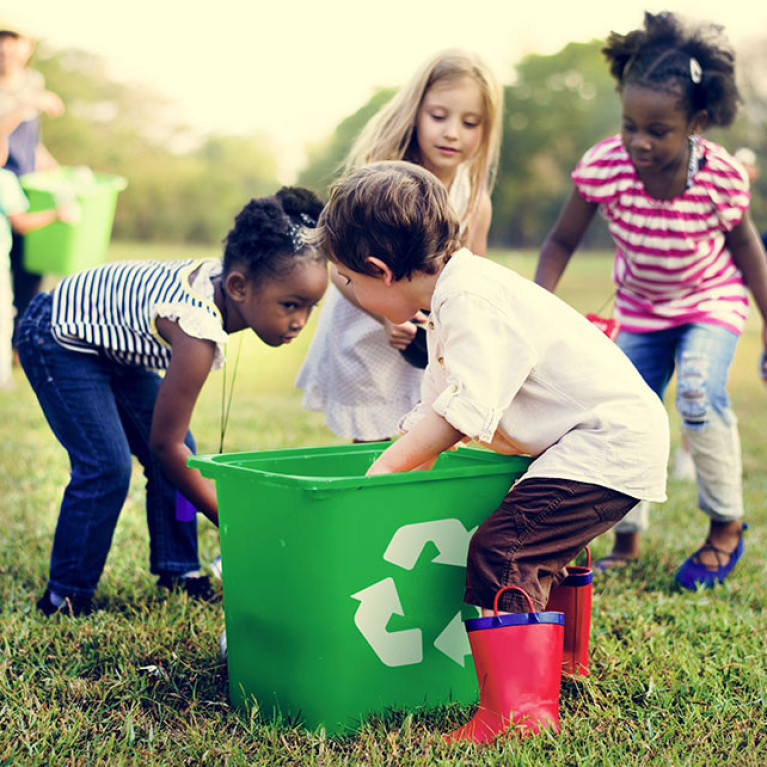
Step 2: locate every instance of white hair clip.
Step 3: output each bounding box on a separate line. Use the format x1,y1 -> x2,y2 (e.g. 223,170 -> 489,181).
287,221 -> 307,253
689,57 -> 702,84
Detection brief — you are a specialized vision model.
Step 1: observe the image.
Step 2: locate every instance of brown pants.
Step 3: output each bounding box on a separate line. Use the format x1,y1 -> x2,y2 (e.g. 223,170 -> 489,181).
465,478 -> 639,613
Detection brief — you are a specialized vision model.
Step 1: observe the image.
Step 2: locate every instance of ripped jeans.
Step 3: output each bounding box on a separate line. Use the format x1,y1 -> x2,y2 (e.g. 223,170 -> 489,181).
614,323 -> 743,533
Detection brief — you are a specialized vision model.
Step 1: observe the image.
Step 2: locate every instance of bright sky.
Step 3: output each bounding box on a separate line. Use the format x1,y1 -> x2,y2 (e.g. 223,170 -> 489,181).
11,0 -> 767,181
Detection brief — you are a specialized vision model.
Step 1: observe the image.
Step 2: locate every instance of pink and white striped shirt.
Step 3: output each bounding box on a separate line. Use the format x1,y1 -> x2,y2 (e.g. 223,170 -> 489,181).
572,135 -> 750,335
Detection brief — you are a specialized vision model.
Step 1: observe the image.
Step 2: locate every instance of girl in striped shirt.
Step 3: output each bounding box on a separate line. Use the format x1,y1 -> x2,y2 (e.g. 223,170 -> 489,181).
535,12 -> 767,590
17,188 -> 328,616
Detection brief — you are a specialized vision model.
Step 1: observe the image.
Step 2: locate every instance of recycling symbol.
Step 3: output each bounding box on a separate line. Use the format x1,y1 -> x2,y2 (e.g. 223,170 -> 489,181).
350,519 -> 477,668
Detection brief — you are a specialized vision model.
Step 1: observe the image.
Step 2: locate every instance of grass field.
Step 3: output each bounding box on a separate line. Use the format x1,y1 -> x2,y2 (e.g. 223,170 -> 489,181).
1,243 -> 765,765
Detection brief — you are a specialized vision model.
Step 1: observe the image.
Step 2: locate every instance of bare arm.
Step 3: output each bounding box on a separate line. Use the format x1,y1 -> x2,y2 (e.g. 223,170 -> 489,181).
367,410 -> 464,475
0,103 -> 32,136
462,189 -> 492,257
150,318 -> 219,525
0,89 -> 65,135
535,189 -> 598,292
34,143 -> 59,172
726,213 -> 767,352
7,204 -> 77,234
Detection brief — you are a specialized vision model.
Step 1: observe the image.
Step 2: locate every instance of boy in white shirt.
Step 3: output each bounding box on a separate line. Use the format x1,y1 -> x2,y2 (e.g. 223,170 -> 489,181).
313,160 -> 669,743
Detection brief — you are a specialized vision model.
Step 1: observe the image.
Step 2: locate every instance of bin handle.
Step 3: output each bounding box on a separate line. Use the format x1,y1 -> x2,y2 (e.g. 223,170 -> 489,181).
583,546 -> 591,569
493,585 -> 535,615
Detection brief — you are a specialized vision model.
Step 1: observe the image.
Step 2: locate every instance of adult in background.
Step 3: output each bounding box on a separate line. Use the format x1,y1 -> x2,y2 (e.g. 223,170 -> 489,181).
0,18 -> 64,349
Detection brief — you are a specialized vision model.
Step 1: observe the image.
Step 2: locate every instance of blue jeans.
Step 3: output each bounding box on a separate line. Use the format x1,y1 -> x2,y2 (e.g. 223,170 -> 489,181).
614,323 -> 743,533
17,293 -> 200,599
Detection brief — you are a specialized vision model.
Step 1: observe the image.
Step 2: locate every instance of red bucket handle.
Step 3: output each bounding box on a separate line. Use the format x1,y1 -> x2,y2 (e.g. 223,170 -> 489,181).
583,546 -> 591,569
493,585 -> 535,615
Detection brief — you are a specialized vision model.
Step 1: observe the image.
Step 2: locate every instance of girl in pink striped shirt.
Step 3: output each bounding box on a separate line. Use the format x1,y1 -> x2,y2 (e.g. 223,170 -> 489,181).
535,12 -> 767,590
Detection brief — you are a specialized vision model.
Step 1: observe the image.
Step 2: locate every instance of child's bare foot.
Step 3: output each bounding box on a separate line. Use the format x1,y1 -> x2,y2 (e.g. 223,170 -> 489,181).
594,531 -> 640,573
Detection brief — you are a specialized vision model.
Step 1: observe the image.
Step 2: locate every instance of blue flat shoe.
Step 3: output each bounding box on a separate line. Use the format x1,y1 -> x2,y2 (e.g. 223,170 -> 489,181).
675,523 -> 748,591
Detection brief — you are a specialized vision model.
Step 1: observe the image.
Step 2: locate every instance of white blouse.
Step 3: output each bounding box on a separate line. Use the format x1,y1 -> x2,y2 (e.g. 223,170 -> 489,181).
401,249 -> 669,502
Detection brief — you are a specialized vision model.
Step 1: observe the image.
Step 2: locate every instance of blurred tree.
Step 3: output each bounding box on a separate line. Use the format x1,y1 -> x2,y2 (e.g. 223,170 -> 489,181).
297,88 -> 395,195
726,42 -> 767,231
32,45 -> 279,243
492,40 -> 616,248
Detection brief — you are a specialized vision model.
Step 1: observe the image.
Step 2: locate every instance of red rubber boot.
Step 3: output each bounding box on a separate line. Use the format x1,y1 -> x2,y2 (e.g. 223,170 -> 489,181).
546,548 -> 593,676
444,586 -> 564,745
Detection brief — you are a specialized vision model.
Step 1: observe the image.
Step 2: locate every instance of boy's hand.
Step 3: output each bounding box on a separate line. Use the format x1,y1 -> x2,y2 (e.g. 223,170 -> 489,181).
366,457 -> 395,476
367,453 -> 437,475
365,412 -> 464,476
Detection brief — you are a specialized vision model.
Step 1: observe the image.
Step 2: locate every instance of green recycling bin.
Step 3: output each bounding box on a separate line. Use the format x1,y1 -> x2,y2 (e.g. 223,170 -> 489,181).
20,166 -> 127,275
189,443 -> 532,734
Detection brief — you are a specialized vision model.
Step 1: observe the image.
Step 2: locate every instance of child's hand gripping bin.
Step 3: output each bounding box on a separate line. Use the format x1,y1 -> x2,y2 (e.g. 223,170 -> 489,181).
188,443 -> 532,735
20,166 -> 127,275
545,547 -> 593,676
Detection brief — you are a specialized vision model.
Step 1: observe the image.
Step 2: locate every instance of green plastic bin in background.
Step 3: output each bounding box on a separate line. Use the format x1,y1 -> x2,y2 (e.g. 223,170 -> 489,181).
189,443 -> 532,734
20,167 -> 127,275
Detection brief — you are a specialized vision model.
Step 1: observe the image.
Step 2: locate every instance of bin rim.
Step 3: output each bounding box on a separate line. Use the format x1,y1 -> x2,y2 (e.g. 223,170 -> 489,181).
20,168 -> 128,192
188,443 -> 531,490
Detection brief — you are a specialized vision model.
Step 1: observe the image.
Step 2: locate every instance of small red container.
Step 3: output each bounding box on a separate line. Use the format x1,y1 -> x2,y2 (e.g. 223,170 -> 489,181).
586,313 -> 620,342
546,548 -> 593,676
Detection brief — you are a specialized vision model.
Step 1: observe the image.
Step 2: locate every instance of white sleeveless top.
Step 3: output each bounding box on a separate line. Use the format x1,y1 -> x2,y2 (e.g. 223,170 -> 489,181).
295,166 -> 474,441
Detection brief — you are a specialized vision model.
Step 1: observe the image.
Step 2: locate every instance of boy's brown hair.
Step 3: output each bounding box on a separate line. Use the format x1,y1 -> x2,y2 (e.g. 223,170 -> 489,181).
314,161 -> 461,281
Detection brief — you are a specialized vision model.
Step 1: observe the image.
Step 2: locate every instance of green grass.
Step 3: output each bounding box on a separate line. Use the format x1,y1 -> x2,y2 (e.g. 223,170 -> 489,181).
1,244 -> 766,765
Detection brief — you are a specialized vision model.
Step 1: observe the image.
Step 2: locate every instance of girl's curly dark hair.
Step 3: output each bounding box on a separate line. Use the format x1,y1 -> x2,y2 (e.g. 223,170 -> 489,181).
602,11 -> 741,127
223,186 -> 325,281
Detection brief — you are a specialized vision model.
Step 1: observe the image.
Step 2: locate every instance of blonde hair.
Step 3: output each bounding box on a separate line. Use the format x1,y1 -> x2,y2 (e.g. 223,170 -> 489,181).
344,49 -> 503,228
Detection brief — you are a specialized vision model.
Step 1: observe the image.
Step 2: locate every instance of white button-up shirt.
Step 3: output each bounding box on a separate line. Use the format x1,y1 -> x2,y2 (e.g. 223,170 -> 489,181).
400,249 -> 669,502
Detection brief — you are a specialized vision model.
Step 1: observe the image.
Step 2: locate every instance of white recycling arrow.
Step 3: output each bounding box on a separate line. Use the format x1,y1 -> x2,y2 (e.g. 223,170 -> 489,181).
351,577 -> 423,667
383,519 -> 475,570
433,611 -> 471,666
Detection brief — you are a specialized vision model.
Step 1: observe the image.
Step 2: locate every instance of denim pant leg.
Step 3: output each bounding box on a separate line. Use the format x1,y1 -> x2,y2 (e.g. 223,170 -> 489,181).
18,294 -> 135,598
109,366 -> 200,576
613,328 -> 678,533
674,324 -> 743,521
18,294 -> 201,599
616,324 -> 743,529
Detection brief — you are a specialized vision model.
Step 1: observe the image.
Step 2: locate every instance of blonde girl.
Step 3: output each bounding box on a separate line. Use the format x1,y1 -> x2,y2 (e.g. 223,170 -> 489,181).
297,49 -> 503,442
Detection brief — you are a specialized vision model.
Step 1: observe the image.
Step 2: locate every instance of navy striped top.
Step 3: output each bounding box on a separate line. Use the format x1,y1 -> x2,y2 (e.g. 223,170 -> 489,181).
51,259 -> 227,370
